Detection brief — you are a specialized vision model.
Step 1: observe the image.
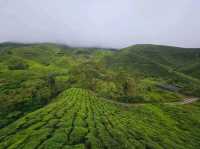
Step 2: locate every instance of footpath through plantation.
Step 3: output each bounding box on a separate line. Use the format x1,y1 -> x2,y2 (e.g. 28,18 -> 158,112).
0,88 -> 200,149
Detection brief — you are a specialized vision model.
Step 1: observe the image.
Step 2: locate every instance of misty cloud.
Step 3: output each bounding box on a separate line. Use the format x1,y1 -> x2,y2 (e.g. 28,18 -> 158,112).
0,0 -> 200,48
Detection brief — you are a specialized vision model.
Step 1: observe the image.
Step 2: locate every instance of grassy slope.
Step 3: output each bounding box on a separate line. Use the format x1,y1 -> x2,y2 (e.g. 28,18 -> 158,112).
0,43 -> 116,128
0,88 -> 199,149
103,44 -> 200,96
104,44 -> 200,77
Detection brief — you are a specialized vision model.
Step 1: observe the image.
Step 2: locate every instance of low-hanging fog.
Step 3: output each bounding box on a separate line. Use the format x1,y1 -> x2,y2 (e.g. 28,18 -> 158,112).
0,0 -> 200,48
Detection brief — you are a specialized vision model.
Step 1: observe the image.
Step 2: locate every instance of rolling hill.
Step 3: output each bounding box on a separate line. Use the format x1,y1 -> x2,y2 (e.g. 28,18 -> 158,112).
104,44 -> 200,78
103,44 -> 200,96
0,42 -> 200,149
0,88 -> 200,149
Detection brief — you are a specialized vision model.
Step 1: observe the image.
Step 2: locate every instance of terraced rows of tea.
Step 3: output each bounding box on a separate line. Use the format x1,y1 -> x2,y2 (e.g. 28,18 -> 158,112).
0,88 -> 200,149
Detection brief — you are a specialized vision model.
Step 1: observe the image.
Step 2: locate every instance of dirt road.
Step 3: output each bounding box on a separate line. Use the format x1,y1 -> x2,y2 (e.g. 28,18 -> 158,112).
101,97 -> 199,107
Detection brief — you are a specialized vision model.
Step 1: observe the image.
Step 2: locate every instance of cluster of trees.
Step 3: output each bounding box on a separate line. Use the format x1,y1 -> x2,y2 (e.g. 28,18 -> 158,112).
6,57 -> 29,70
67,61 -> 142,102
0,72 -> 66,128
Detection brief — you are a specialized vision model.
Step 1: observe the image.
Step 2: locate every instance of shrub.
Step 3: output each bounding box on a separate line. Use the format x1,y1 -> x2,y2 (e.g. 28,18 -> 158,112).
7,57 -> 29,70
8,63 -> 29,70
118,95 -> 146,103
69,127 -> 88,144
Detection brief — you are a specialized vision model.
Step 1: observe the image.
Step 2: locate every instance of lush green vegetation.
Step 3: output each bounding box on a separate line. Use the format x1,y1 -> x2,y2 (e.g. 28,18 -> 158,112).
0,43 -> 200,148
0,88 -> 199,149
103,44 -> 200,96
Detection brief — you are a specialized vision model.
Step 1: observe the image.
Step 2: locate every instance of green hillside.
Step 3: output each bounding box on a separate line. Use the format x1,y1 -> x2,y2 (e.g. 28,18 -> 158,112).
103,44 -> 200,96
0,42 -> 200,148
0,88 -> 200,149
104,44 -> 200,77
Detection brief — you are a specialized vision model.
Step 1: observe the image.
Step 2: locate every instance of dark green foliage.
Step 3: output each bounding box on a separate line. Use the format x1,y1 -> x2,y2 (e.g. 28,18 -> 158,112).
8,62 -> 29,70
118,95 -> 146,103
6,57 -> 29,70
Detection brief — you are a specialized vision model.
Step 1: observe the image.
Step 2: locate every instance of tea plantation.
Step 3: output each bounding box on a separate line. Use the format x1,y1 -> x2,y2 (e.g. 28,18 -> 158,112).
0,88 -> 199,149
1,43 -> 200,149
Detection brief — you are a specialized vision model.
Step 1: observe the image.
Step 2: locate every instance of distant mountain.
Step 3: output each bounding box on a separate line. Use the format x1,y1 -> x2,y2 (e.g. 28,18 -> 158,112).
104,44 -> 200,77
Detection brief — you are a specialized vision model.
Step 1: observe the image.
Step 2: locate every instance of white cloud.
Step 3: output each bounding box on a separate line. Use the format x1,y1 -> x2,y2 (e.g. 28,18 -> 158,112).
0,0 -> 199,48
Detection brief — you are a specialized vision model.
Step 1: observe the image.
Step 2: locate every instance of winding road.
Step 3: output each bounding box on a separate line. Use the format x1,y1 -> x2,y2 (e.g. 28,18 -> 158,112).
166,97 -> 200,105
101,97 -> 200,107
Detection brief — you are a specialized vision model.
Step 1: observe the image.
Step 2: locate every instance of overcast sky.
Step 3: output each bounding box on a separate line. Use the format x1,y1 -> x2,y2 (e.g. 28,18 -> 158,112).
0,0 -> 199,48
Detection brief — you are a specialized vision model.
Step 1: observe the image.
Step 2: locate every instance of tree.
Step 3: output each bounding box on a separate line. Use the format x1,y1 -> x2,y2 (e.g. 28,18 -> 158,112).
47,73 -> 56,97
